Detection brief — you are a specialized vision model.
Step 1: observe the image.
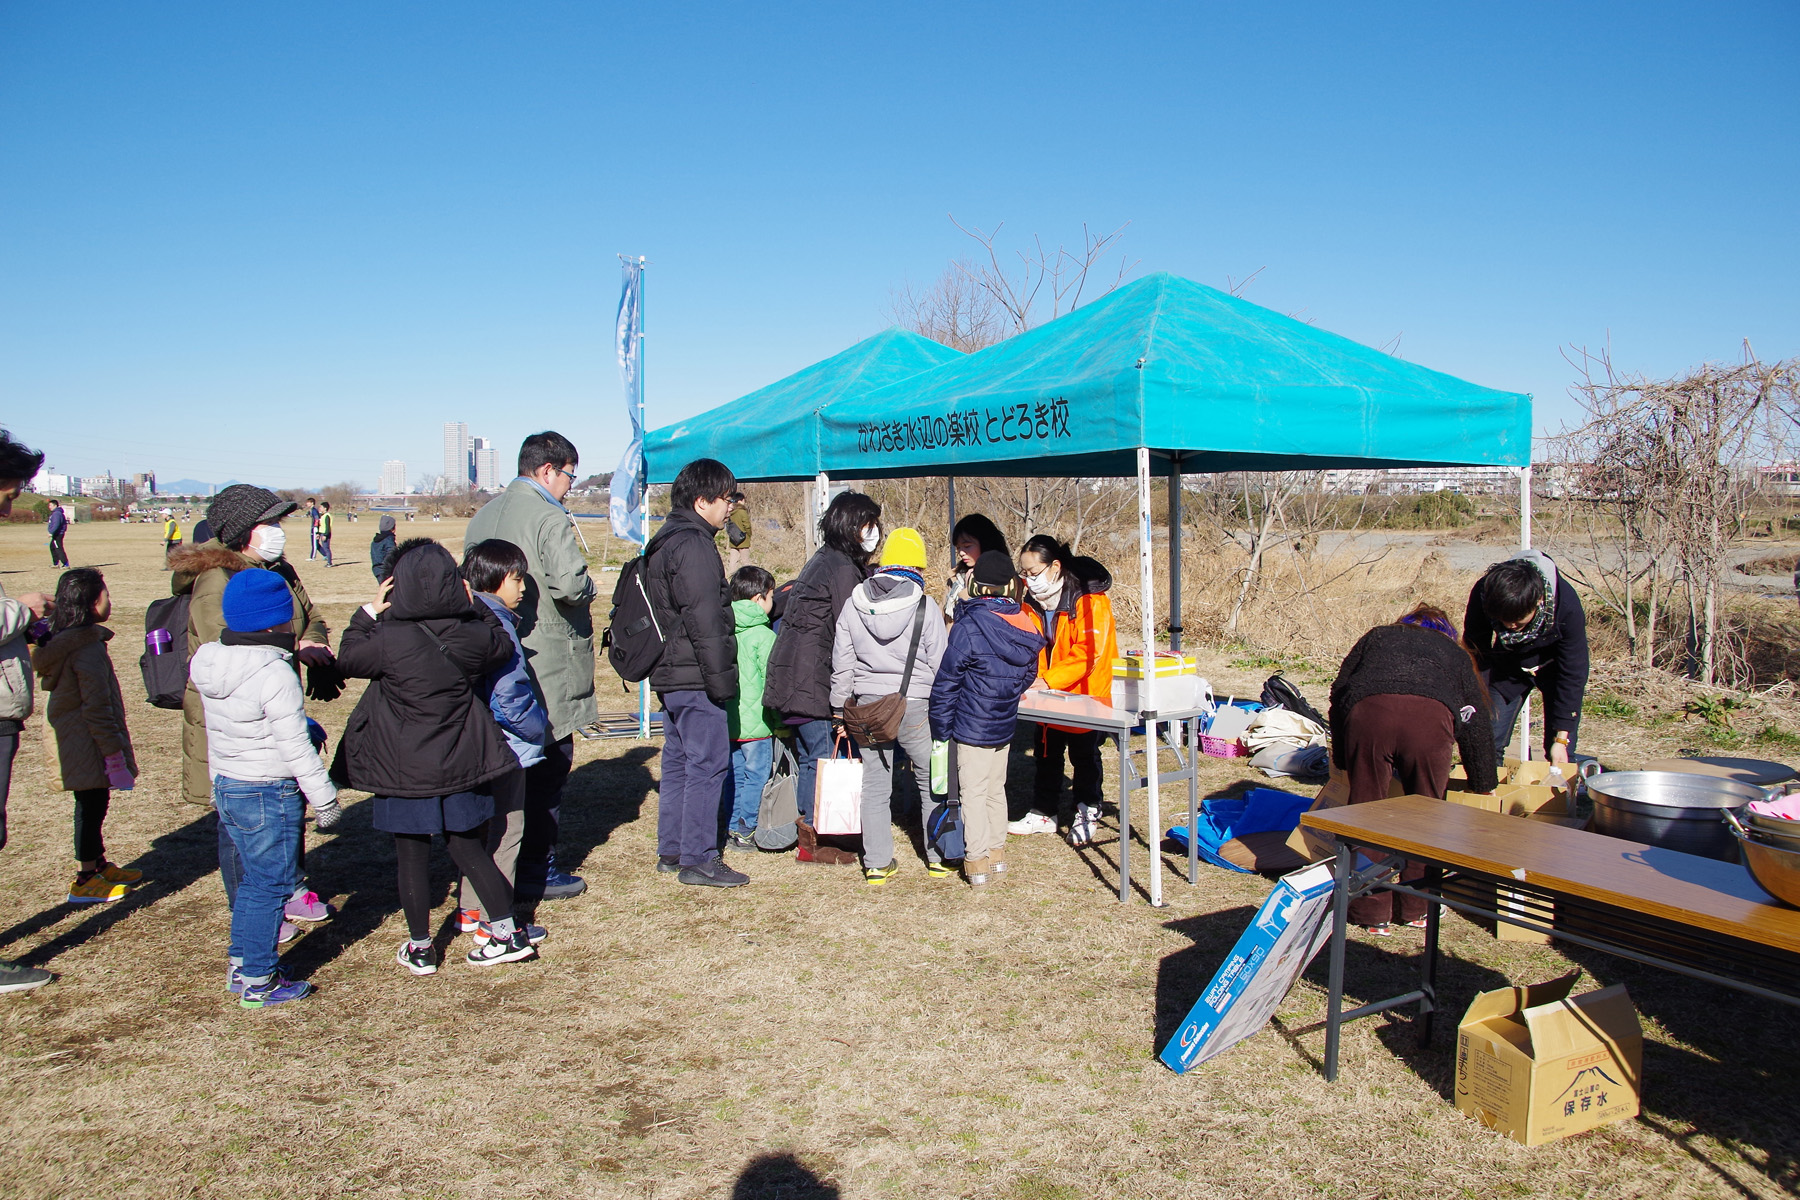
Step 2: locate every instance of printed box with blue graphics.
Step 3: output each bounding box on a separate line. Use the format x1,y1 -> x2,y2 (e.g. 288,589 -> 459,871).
1160,861 -> 1337,1074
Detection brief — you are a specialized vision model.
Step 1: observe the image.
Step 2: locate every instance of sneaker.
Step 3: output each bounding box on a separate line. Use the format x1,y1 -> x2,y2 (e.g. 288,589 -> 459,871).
1006,811 -> 1056,836
455,908 -> 483,934
227,964 -> 244,995
1067,804 -> 1099,848
474,921 -> 546,947
726,831 -> 757,852
395,940 -> 438,975
0,958 -> 52,994
68,874 -> 127,904
538,866 -> 587,900
863,860 -> 899,887
466,926 -> 538,966
238,973 -> 314,1009
1362,924 -> 1393,938
95,861 -> 142,885
656,855 -> 682,874
276,920 -> 302,945
677,858 -> 749,888
284,889 -> 332,923
925,860 -> 956,879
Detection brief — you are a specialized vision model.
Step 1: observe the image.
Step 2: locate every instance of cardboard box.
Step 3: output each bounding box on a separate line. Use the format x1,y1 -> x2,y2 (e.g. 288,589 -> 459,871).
1160,861 -> 1338,1073
1286,764 -> 1403,862
1455,974 -> 1642,1146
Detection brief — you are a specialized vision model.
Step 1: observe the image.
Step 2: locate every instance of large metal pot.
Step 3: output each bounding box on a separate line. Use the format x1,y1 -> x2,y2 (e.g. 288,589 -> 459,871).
1586,770 -> 1770,862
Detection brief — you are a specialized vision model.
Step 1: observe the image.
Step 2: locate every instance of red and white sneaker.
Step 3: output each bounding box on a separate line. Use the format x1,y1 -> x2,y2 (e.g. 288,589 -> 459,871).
456,908 -> 483,934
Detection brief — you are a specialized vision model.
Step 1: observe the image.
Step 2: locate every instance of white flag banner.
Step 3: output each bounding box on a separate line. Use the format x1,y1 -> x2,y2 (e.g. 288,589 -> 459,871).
611,261 -> 645,543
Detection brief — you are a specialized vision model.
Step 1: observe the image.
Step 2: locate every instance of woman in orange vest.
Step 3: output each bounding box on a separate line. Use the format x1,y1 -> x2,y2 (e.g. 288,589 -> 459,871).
1016,534 -> 1118,848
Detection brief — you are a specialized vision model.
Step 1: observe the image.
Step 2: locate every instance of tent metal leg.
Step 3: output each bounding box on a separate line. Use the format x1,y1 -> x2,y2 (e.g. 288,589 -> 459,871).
1146,717 -> 1164,907
1518,465 -> 1533,762
1187,716 -> 1200,885
1168,454 -> 1183,653
1117,731 -> 1131,903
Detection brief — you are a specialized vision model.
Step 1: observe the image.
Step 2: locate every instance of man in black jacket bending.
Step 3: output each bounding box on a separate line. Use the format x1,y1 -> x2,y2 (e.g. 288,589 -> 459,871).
645,458 -> 744,887
1463,550 -> 1590,763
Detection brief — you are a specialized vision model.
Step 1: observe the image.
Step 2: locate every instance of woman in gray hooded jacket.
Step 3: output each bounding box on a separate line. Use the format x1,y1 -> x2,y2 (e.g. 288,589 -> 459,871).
828,528 -> 947,885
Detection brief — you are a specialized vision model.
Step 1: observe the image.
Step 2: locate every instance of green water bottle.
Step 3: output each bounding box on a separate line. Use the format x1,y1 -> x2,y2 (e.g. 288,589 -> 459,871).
930,740 -> 950,795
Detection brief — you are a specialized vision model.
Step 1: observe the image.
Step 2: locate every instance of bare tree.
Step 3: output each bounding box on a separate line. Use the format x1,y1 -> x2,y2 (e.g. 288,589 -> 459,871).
948,217 -> 1137,336
885,262 -> 1005,353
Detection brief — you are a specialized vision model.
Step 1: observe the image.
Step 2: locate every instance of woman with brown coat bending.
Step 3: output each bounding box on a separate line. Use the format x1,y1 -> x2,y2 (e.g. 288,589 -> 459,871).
1328,604 -> 1497,934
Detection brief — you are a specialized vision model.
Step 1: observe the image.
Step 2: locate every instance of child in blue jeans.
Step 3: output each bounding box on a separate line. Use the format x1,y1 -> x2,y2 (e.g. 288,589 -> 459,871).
727,566 -> 779,849
190,570 -> 340,1007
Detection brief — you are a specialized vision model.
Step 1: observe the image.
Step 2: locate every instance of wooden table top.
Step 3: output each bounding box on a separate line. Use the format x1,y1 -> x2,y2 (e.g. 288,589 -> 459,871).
1302,795 -> 1800,956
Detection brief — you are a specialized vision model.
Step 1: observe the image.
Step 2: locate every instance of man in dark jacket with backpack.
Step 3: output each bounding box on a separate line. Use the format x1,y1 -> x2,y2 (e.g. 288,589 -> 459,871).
642,458 -> 743,887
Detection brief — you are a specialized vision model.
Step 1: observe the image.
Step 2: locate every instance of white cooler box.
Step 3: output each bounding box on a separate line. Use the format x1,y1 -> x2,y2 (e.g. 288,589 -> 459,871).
1111,652 -> 1210,713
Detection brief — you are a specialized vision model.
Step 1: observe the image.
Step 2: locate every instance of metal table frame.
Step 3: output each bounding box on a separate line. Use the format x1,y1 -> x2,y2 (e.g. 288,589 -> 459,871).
1016,695 -> 1205,906
1314,834 -> 1800,1082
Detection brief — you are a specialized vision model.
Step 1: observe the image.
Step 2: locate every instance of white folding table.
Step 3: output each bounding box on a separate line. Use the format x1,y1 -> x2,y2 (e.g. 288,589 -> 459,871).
1015,690 -> 1207,906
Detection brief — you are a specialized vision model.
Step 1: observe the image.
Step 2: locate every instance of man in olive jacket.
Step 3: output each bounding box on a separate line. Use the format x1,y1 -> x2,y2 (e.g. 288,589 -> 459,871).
464,431 -> 596,900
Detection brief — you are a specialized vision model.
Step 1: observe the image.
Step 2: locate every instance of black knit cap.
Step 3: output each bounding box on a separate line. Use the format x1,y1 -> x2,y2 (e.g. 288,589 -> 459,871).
207,484 -> 297,549
972,550 -> 1015,588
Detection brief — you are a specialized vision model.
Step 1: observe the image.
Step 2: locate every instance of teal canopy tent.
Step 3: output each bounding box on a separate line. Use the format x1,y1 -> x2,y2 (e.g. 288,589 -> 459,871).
812,272 -> 1531,481
642,327 -> 963,484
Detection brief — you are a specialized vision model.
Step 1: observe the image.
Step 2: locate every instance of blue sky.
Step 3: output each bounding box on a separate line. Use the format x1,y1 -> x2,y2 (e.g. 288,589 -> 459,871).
2,2 -> 1794,489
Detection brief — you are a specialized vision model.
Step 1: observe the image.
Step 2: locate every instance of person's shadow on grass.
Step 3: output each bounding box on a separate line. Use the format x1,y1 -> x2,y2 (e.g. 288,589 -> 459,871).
730,1153 -> 840,1200
0,806 -> 221,970
554,746 -> 659,873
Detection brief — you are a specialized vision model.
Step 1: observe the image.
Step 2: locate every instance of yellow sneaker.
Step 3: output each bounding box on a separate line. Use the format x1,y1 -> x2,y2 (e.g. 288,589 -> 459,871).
68,874 -> 128,904
96,862 -> 142,885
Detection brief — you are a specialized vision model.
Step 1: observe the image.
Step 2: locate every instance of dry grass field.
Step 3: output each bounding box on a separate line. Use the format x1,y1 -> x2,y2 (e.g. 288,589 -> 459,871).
0,516 -> 1795,1200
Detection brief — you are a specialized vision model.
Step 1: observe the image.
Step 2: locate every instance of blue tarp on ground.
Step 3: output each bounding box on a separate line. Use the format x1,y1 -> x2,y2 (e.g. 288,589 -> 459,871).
643,328 -> 963,484
807,272 -> 1531,481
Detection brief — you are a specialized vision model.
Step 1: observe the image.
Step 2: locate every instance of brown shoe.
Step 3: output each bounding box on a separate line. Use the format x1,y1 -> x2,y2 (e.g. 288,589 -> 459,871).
964,855 -> 992,886
991,857 -> 1007,876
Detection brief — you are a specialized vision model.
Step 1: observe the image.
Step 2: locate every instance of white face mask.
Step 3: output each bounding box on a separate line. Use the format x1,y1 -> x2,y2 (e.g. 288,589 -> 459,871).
250,524 -> 286,563
860,526 -> 881,554
1026,569 -> 1062,601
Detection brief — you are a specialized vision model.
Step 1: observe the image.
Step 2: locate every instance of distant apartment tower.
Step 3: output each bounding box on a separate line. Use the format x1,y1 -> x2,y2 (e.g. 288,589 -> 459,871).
472,438 -> 502,492
442,422 -> 472,492
132,472 -> 156,496
380,460 -> 408,496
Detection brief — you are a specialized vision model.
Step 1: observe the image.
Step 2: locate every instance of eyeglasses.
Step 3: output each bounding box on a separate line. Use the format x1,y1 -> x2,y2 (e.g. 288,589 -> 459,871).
553,467 -> 578,484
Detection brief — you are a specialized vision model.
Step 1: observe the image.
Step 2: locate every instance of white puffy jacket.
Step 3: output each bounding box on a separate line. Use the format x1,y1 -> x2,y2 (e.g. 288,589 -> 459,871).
189,642 -> 336,809
0,582 -> 35,723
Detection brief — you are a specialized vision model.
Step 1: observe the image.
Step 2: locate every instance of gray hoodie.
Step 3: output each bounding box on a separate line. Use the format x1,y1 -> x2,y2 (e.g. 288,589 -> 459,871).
829,573 -> 947,707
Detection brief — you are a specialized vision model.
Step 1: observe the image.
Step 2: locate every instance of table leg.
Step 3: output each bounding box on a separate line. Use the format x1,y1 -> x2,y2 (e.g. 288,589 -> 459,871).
1146,718 -> 1164,908
1324,837 -> 1352,1082
1417,864 -> 1442,1048
1187,717 -> 1200,886
1117,731 -> 1131,904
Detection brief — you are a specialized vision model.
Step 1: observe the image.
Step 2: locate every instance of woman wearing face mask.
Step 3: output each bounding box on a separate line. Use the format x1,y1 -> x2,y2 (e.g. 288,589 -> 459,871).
762,490 -> 882,862
1016,534 -> 1118,848
170,485 -> 337,929
942,514 -> 1009,618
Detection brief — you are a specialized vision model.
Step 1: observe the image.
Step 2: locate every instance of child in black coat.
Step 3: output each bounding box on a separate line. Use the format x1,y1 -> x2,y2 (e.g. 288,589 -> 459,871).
333,539 -> 540,972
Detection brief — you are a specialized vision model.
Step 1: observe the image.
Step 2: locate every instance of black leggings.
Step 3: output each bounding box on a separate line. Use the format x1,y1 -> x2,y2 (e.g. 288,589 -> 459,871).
73,788 -> 109,864
393,826 -> 512,942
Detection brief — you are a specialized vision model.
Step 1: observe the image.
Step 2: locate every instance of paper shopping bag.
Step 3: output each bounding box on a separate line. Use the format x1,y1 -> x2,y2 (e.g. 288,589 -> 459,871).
813,741 -> 864,836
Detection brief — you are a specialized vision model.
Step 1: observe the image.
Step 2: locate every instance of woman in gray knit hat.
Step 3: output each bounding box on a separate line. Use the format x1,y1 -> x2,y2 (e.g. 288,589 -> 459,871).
169,485 -> 338,933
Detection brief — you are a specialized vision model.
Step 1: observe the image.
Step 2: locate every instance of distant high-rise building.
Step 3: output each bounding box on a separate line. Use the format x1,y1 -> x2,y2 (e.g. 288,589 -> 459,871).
30,467 -> 71,495
472,438 -> 501,492
380,460 -> 408,496
442,422 -> 471,492
132,472 -> 156,496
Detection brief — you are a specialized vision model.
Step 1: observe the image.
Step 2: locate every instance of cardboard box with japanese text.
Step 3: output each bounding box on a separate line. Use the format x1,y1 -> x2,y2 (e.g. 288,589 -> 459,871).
1454,974 -> 1642,1146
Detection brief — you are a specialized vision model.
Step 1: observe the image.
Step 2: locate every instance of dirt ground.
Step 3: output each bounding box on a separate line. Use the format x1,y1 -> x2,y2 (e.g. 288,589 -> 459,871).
0,517 -> 1795,1200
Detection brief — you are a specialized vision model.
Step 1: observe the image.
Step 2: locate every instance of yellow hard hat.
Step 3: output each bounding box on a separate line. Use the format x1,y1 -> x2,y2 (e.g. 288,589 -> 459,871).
880,527 -> 928,570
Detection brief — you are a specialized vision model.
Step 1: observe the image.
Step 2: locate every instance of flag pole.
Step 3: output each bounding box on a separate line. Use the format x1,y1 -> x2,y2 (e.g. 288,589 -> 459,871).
636,256 -> 650,740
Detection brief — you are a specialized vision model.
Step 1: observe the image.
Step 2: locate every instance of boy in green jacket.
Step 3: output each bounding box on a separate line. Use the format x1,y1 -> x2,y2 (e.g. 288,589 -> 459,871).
726,566 -> 779,849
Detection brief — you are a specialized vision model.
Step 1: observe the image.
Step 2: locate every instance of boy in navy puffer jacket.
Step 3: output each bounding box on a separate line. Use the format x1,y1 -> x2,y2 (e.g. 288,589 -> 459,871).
929,552 -> 1044,886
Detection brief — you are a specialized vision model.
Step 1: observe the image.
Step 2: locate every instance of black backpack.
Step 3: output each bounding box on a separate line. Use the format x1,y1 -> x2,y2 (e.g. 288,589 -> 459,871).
603,552 -> 667,683
140,594 -> 192,709
1260,672 -> 1326,728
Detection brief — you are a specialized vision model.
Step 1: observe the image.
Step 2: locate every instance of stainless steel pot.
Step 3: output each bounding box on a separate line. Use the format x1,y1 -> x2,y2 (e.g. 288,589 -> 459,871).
1586,770 -> 1772,862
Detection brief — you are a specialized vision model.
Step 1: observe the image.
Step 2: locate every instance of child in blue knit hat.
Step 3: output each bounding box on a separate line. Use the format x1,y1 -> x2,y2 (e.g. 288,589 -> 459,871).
191,568 -> 339,1009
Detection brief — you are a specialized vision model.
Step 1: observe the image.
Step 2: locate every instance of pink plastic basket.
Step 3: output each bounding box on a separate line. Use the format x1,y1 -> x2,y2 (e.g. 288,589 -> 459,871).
1201,735 -> 1246,758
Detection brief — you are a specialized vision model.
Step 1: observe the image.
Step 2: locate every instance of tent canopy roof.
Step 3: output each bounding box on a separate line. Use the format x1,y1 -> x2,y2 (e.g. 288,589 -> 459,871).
644,327 -> 962,484
814,272 -> 1531,481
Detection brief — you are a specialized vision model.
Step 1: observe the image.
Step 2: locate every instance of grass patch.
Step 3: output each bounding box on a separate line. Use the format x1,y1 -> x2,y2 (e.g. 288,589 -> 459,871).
1584,692 -> 1640,721
1753,723 -> 1800,751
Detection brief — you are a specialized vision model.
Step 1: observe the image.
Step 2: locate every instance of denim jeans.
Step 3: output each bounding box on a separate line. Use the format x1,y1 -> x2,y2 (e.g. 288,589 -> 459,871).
729,738 -> 773,836
214,776 -> 304,982
218,811 -> 303,908
789,718 -> 834,824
